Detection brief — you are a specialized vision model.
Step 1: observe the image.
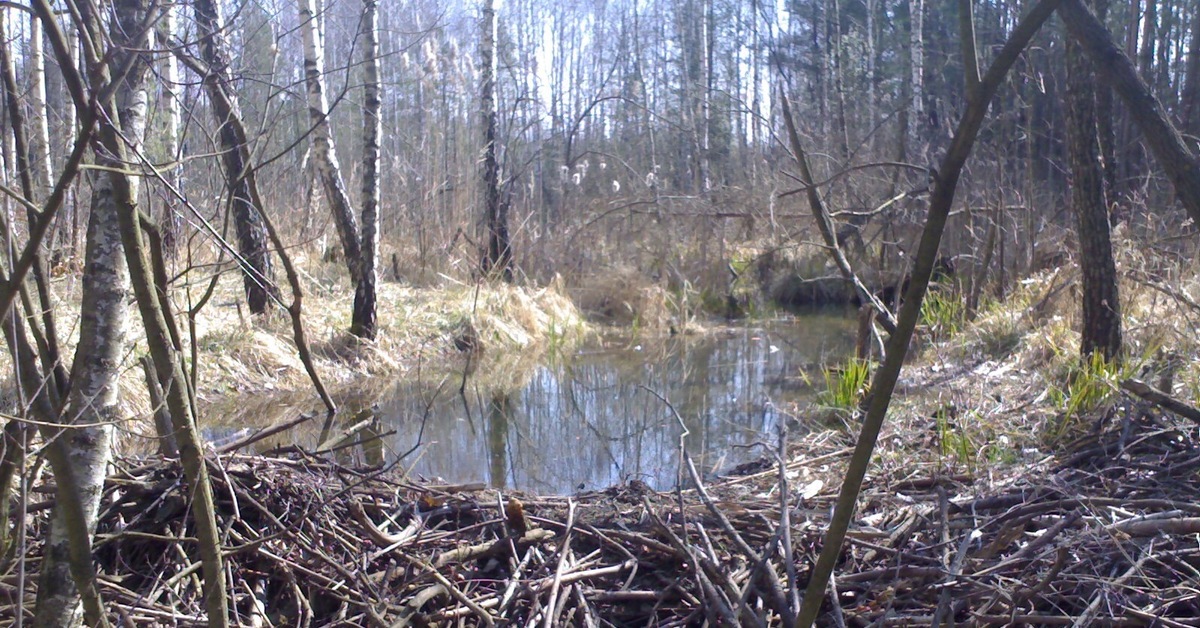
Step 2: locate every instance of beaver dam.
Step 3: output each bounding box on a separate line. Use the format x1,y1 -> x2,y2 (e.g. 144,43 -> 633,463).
9,405 -> 1200,625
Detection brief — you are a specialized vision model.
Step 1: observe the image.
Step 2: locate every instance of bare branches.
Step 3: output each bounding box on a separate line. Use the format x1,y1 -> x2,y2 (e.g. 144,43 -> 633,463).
778,82 -> 899,335
796,0 -> 1065,624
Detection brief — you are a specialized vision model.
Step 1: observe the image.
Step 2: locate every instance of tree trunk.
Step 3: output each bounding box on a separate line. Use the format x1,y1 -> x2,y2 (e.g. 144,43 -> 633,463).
192,0 -> 278,314
909,0 -> 925,152
98,58 -> 235,628
479,0 -> 510,281
1138,0 -> 1156,77
353,0 -> 381,339
157,4 -> 183,254
0,7 -> 66,394
1093,0 -> 1118,195
1059,0 -> 1200,224
1182,5 -> 1200,136
298,0 -> 363,288
1064,0 -> 1122,360
29,19 -> 52,202
32,0 -> 146,621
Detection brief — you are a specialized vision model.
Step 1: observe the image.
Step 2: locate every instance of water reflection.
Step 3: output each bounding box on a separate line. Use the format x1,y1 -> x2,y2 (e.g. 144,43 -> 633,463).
200,317 -> 855,494
382,317 -> 854,494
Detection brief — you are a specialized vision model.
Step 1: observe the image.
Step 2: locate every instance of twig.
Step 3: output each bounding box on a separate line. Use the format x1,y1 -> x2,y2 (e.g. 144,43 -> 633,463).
215,413 -> 313,454
685,455 -> 793,624
543,499 -> 576,628
642,495 -> 740,626
777,423 -> 800,617
433,528 -> 555,567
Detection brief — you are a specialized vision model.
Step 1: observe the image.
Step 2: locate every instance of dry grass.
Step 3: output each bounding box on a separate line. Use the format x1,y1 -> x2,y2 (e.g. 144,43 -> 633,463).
873,232 -> 1200,470
567,266 -> 673,330
6,258 -> 586,444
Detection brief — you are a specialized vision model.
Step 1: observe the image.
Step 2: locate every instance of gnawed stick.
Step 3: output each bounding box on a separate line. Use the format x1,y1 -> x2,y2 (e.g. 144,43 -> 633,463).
543,499 -> 576,628
434,528 -> 555,567
348,499 -> 418,547
400,553 -> 496,627
777,424 -> 800,616
391,584 -> 448,628
216,412 -> 313,454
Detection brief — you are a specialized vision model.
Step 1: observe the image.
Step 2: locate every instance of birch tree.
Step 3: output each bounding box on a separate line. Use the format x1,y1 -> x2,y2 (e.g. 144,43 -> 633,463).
297,0 -> 382,338
355,0 -> 382,338
297,0 -> 360,277
29,18 -> 52,202
157,3 -> 183,254
908,0 -> 925,153
32,0 -> 146,621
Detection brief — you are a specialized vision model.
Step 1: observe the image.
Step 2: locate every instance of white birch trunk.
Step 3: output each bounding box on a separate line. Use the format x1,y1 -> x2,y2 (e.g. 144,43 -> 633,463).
298,0 -> 362,284
29,19 -> 52,200
909,0 -> 925,146
157,3 -> 183,252
353,0 -> 381,338
33,0 -> 149,621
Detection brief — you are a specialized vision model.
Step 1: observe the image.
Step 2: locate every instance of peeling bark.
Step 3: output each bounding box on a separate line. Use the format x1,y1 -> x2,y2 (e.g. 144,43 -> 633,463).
32,0 -> 148,622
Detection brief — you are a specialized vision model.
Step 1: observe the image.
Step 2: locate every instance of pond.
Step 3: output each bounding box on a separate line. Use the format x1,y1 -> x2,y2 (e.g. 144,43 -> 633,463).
204,313 -> 857,494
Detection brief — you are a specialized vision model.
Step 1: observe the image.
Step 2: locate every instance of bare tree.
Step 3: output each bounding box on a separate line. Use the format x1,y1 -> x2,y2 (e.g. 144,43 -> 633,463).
31,0 -> 147,622
480,0 -> 510,281
1064,0 -> 1122,360
355,0 -> 382,338
29,17 -> 52,202
1182,7 -> 1200,136
1058,0 -> 1200,223
191,0 -> 278,314
298,0 -> 365,323
157,3 -> 183,254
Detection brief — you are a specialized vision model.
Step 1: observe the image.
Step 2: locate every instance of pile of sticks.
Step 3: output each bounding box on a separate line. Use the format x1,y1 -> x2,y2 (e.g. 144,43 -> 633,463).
8,402 -> 1200,625
830,414 -> 1200,625
13,445 -> 829,626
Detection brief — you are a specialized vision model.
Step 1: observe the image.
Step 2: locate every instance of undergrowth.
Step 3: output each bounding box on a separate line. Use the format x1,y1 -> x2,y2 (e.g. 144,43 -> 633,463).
819,358 -> 872,410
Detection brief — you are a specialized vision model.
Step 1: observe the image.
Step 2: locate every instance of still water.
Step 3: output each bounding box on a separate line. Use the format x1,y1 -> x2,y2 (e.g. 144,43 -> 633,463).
205,315 -> 855,494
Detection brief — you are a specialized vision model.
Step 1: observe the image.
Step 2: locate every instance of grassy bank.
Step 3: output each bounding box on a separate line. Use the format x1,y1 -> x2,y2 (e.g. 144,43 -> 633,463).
6,263 -> 588,445
806,233 -> 1200,482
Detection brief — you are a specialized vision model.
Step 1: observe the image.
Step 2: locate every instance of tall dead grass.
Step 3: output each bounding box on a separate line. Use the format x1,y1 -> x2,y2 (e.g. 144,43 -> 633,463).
2,257 -> 586,446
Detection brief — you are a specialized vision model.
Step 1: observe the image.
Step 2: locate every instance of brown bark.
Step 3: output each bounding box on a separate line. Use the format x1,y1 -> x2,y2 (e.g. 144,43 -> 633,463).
1059,0 -> 1200,225
192,0 -> 278,314
1182,6 -> 1200,135
1064,0 -> 1122,360
480,0 -> 511,281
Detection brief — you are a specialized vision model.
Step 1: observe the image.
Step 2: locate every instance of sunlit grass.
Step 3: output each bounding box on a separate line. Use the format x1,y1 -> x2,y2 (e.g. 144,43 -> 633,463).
818,358 -> 872,411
